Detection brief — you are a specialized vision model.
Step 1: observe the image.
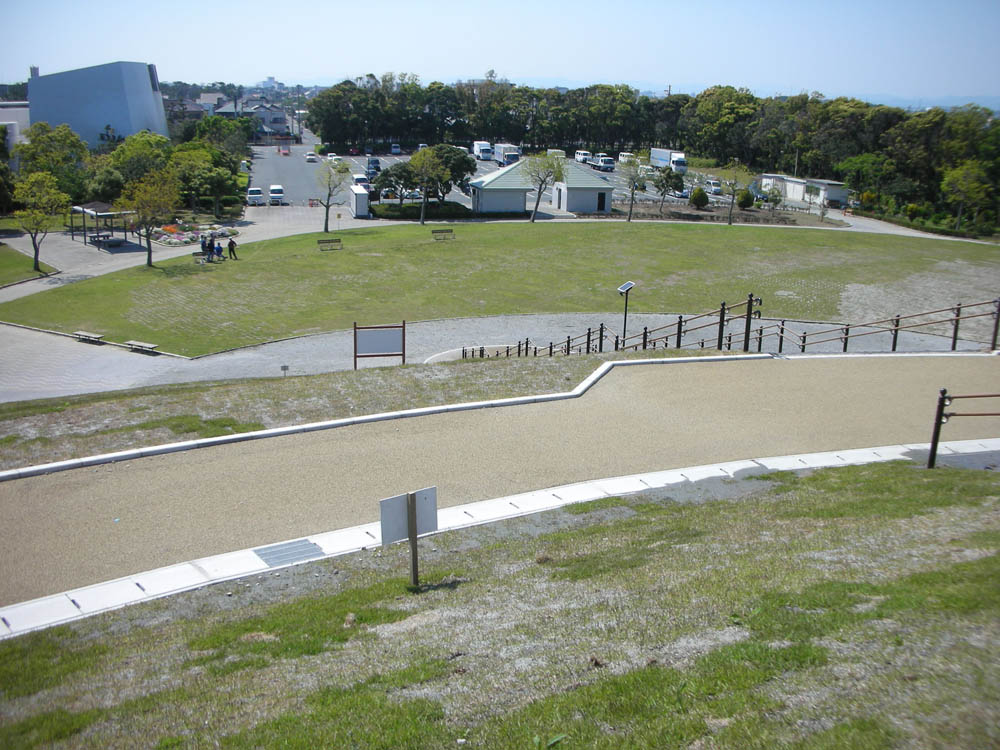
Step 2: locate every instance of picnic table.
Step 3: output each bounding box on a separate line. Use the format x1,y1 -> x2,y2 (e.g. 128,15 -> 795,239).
90,233 -> 111,247
124,340 -> 158,354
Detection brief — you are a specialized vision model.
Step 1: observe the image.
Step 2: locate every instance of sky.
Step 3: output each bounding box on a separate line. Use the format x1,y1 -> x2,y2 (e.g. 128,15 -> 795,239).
4,0 -> 999,108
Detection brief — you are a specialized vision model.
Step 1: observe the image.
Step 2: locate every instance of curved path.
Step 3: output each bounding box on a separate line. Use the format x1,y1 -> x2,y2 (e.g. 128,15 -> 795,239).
1,353 -> 997,605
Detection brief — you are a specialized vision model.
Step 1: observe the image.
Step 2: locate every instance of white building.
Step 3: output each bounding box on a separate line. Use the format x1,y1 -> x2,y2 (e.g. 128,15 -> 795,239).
551,160 -> 613,213
469,160 -> 532,213
0,101 -> 30,158
760,173 -> 849,208
27,61 -> 168,147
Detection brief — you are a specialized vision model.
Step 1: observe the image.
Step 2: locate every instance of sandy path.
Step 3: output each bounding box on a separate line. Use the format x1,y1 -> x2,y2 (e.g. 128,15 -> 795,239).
1,354 -> 997,605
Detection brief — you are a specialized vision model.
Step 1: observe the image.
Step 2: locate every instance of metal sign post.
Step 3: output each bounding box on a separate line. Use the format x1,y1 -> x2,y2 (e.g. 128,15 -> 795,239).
380,487 -> 438,588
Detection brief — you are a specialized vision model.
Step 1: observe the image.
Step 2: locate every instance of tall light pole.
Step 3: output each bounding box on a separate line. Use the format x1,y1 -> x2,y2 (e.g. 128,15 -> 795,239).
618,281 -> 634,343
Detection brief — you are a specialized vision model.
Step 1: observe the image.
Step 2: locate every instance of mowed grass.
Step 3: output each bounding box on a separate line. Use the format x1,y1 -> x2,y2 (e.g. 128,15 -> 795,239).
0,463 -> 997,748
0,223 -> 994,356
0,243 -> 55,286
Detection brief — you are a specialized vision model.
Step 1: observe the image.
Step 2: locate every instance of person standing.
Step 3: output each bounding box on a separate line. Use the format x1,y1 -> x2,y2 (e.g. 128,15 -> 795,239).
227,237 -> 238,260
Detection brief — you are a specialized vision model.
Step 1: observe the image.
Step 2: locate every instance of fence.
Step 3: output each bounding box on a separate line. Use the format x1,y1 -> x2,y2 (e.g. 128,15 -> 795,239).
459,295 -> 1000,362
927,389 -> 1000,468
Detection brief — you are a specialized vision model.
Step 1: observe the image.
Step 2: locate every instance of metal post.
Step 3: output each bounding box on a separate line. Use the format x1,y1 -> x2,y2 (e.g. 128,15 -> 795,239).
506,345 -> 510,357
479,346 -> 484,358
757,326 -> 763,352
614,335 -> 619,351
928,388 -> 949,469
717,301 -> 727,350
892,315 -> 900,352
566,335 -> 571,355
991,299 -> 1000,351
586,327 -> 592,354
406,492 -> 420,588
599,323 -> 605,353
800,332 -> 807,353
642,327 -> 648,350
842,325 -> 850,353
951,303 -> 962,351
743,293 -> 754,352
778,321 -> 785,354
462,347 -> 466,359
549,342 -> 553,357
675,315 -> 683,348
517,341 -> 521,357
726,332 -> 732,350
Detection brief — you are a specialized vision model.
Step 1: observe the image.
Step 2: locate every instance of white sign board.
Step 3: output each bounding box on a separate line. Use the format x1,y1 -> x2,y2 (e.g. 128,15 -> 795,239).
380,486 -> 438,547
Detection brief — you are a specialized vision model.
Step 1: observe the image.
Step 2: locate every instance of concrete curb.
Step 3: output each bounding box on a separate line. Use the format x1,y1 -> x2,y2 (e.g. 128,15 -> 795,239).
2,436 -> 996,639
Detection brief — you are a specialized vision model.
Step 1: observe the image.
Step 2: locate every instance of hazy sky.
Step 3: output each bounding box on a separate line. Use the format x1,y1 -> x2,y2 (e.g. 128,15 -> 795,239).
4,0 -> 998,104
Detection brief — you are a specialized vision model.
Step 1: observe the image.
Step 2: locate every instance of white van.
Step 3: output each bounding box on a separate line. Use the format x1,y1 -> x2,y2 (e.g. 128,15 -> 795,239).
575,150 -> 591,163
546,149 -> 566,158
268,185 -> 284,205
706,179 -> 722,195
246,187 -> 264,206
618,152 -> 635,163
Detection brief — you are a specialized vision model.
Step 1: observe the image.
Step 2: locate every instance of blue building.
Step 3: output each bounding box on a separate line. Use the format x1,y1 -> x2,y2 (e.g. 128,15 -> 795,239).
27,61 -> 168,147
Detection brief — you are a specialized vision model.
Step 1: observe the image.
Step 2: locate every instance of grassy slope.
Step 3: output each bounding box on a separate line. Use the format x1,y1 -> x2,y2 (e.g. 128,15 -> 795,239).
0,223 -> 994,356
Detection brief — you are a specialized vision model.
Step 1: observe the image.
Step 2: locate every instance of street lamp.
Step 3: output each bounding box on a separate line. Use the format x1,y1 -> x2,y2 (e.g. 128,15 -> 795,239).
618,281 -> 634,343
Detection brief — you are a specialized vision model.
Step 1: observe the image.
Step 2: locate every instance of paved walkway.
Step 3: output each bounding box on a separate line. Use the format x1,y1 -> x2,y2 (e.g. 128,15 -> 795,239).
0,353 -> 997,606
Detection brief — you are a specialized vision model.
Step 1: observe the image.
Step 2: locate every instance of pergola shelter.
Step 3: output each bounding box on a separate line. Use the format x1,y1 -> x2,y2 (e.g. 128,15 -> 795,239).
69,202 -> 135,247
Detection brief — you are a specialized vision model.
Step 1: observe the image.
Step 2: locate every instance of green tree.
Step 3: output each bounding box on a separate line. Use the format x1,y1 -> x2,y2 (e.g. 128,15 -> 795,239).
13,122 -> 88,200
940,161 -> 992,231
116,168 -> 181,267
652,168 -> 684,213
428,144 -> 477,200
373,162 -> 416,206
13,172 -> 70,271
316,161 -> 352,232
0,161 -> 15,214
689,186 -> 709,209
169,147 -> 214,210
84,155 -> 125,202
108,131 -> 173,183
200,166 -> 238,217
619,158 -> 646,222
767,187 -> 782,210
407,149 -> 448,225
522,154 -> 564,222
737,189 -> 754,209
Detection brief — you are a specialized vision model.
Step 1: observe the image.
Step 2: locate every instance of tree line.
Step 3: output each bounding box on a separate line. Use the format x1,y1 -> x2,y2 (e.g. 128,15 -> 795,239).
307,75 -> 998,233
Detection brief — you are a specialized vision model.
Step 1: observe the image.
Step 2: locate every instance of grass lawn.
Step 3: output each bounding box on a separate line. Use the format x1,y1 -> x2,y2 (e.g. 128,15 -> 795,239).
0,461 -> 997,748
0,243 -> 56,285
0,223 -> 995,357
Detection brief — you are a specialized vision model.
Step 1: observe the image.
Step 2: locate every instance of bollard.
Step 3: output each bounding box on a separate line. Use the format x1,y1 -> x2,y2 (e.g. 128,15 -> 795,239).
951,303 -> 962,351
676,315 -> 683,348
800,332 -> 807,353
479,346 -> 484,358
614,335 -> 619,351
928,388 -> 950,469
586,327 -> 592,354
534,346 -> 538,357
565,335 -> 571,355
778,321 -> 785,354
506,345 -> 510,358
892,315 -> 900,352
549,342 -> 553,357
757,326 -> 763,352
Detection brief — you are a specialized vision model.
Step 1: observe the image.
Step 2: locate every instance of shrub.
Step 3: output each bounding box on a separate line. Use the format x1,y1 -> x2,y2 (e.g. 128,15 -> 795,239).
689,187 -> 709,209
860,191 -> 878,209
371,201 -> 474,221
737,189 -> 754,209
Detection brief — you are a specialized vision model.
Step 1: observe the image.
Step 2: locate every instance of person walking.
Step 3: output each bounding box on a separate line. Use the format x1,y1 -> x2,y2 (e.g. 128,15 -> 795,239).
227,237 -> 238,260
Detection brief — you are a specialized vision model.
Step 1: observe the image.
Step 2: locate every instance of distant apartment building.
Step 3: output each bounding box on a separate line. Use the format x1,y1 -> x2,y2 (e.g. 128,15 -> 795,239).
214,97 -> 289,135
27,61 -> 169,147
0,100 -> 30,157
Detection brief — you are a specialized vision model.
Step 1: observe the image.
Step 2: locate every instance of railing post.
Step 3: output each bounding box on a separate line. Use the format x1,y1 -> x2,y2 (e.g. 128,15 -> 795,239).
642,327 -> 648,350
717,301 -> 727,350
928,387 -> 950,469
479,346 -> 484,358
800,332 -> 807,353
462,347 -> 466,359
991,299 -> 1000,351
549,342 -> 553,357
525,337 -> 530,356
842,324 -> 850,353
743,293 -> 754,352
599,323 -> 605,353
675,315 -> 683,348
614,334 -> 619,351
565,335 -> 571,355
951,303 -> 962,351
892,315 -> 900,352
533,346 -> 538,357
778,321 -> 785,354
517,341 -> 522,357
757,326 -> 763,352
586,327 -> 592,354
726,332 -> 732,350
506,345 -> 510,357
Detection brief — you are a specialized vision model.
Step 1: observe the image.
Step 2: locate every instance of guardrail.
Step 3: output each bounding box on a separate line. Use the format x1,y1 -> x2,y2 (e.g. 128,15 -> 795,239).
928,389 -> 1000,468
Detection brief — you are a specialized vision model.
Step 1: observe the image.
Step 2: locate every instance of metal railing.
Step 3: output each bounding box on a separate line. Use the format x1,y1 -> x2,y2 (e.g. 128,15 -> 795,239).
928,389 -> 1000,468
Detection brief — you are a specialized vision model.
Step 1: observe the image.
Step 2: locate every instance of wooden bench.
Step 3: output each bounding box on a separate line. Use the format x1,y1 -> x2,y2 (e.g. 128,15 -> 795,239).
431,229 -> 455,240
124,340 -> 158,354
73,331 -> 104,344
317,238 -> 342,251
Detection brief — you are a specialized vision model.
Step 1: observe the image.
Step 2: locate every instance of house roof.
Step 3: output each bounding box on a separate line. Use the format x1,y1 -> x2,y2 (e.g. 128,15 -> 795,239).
762,173 -> 845,188
558,160 -> 615,189
469,160 -> 532,191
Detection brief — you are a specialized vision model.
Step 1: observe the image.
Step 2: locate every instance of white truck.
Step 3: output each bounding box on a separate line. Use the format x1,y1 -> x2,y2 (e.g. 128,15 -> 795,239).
588,155 -> 616,172
473,141 -> 493,161
493,143 -> 521,167
649,148 -> 688,175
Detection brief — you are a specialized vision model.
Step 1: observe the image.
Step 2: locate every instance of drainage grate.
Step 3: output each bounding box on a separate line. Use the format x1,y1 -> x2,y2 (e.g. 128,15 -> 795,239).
253,539 -> 324,568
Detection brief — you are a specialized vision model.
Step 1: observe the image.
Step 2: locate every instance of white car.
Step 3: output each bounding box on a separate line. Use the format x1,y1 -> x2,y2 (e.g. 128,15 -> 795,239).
246,187 -> 264,206
706,179 -> 722,195
618,152 -> 635,163
326,153 -> 340,162
305,152 -> 318,162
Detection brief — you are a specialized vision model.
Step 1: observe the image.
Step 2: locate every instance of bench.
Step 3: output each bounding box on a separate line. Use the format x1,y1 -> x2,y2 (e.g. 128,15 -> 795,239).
73,331 -> 104,344
124,340 -> 158,354
431,229 -> 455,240
317,238 -> 342,251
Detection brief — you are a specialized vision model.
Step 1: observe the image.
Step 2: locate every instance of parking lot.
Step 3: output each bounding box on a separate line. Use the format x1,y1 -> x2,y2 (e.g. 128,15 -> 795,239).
248,134 -> 724,214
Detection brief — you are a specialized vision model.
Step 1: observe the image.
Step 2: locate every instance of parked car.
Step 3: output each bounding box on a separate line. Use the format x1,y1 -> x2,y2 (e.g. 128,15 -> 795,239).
404,189 -> 422,200
367,157 -> 381,172
348,147 -> 360,155
380,188 -> 398,200
638,165 -> 656,177
574,150 -> 591,163
417,143 -> 428,151
390,143 -> 402,155
305,152 -> 318,162
706,179 -> 722,195
268,185 -> 285,205
246,187 -> 264,206
326,153 -> 340,162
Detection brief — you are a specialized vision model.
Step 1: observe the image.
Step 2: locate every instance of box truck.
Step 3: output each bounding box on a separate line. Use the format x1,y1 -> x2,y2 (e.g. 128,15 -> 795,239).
493,143 -> 521,166
649,148 -> 687,175
473,141 -> 493,160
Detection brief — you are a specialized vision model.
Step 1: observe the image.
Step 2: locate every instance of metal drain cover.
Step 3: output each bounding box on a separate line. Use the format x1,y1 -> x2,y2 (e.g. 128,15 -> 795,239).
254,539 -> 324,568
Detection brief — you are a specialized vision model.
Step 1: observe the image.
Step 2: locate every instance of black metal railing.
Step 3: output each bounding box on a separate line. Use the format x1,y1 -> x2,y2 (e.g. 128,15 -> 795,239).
928,389 -> 1000,468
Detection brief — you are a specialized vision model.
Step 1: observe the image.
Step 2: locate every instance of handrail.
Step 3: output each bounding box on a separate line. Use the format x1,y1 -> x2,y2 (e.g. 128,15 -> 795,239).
928,389 -> 1000,468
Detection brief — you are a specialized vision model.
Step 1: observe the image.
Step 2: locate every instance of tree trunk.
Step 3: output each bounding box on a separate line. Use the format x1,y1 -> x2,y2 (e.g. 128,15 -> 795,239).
30,235 -> 40,272
145,231 -> 153,267
419,192 -> 427,225
627,188 -> 635,222
323,204 -> 330,233
728,192 -> 736,225
530,180 -> 545,223
954,201 -> 964,231
659,194 -> 665,214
